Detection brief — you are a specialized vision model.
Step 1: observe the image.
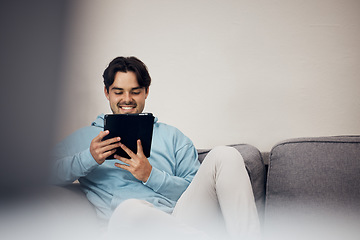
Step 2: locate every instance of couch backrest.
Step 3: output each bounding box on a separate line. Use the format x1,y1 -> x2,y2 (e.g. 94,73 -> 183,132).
265,136 -> 360,230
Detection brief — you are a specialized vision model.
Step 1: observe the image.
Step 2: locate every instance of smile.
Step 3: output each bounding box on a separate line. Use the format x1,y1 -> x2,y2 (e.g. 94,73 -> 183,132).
120,106 -> 136,110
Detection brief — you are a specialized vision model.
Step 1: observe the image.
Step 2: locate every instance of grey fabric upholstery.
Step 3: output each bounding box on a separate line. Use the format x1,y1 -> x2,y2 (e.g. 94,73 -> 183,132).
198,144 -> 266,218
265,136 -> 360,221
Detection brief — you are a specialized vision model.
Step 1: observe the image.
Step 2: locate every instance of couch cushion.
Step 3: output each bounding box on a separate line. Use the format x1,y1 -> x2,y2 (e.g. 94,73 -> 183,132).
198,144 -> 266,218
265,136 -> 360,218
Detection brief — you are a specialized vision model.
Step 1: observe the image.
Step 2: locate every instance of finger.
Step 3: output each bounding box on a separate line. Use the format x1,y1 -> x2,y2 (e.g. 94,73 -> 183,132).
99,136 -> 121,148
137,139 -> 144,156
94,130 -> 110,142
114,162 -> 131,171
119,143 -> 137,159
114,154 -> 133,165
100,140 -> 121,152
102,149 -> 117,159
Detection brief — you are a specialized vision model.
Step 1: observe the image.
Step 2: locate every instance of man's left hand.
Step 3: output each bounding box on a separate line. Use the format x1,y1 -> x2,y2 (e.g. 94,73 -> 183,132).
114,139 -> 152,182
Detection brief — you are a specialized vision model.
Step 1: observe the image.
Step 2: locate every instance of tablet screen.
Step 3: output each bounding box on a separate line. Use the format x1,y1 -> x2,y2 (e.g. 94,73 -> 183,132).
103,113 -> 154,159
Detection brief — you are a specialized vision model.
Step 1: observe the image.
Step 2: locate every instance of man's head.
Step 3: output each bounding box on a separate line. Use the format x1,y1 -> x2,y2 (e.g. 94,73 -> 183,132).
103,57 -> 151,114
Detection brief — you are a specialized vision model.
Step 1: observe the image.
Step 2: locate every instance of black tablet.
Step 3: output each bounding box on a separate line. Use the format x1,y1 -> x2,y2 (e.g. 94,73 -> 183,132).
103,113 -> 154,159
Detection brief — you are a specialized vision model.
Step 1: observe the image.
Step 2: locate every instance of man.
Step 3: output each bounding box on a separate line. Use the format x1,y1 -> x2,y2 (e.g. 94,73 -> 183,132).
52,56 -> 260,240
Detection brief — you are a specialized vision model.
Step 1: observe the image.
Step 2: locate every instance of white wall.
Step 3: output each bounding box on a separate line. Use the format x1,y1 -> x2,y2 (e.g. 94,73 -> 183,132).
56,0 -> 360,152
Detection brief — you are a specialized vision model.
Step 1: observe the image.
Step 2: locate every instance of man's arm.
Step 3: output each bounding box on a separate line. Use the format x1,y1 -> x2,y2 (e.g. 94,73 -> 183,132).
51,130 -> 121,185
51,149 -> 99,185
144,143 -> 199,201
114,140 -> 199,201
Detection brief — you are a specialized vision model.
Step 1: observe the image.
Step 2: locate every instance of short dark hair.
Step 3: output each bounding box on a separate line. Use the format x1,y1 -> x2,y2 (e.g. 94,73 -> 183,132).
103,56 -> 151,92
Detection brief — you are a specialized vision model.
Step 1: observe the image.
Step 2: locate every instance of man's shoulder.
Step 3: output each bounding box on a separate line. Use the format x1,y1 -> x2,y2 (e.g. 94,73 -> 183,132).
70,114 -> 104,139
154,121 -> 193,144
154,121 -> 182,135
56,118 -> 103,145
73,125 -> 102,137
59,125 -> 100,143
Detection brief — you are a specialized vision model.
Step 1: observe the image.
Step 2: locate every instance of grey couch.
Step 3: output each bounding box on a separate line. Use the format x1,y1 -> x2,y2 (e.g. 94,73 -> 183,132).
56,135 -> 360,238
221,136 -> 360,221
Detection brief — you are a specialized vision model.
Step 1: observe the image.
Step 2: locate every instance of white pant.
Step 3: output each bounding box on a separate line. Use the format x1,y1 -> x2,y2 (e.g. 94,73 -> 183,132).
106,146 -> 260,240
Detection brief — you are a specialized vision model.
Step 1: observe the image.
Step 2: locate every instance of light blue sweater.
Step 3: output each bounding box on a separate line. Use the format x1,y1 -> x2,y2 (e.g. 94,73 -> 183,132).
52,114 -> 200,220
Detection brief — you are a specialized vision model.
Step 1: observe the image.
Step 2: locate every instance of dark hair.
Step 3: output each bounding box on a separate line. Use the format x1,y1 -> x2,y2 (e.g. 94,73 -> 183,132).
103,56 -> 151,92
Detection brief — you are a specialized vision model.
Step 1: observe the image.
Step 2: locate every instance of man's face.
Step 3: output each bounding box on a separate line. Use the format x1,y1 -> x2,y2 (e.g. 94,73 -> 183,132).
105,71 -> 149,114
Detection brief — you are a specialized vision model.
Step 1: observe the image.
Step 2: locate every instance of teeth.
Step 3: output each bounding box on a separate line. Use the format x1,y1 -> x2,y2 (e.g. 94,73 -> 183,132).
122,107 -> 134,110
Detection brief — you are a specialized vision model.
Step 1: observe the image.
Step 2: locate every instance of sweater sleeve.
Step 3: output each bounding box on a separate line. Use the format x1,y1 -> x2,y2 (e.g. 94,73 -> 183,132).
143,143 -> 199,201
51,148 -> 99,185
50,127 -> 100,185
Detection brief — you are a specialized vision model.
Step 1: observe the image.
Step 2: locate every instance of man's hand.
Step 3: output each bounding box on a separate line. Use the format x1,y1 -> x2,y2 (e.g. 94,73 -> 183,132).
90,130 -> 120,164
114,139 -> 152,182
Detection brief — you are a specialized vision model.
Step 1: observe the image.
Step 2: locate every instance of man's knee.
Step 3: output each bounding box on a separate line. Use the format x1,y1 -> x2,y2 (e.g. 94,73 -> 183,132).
118,198 -> 153,210
205,146 -> 245,166
110,199 -> 154,226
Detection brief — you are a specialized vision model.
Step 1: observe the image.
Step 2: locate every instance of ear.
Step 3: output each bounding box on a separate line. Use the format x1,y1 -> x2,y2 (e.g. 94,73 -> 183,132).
145,87 -> 149,99
104,86 -> 110,100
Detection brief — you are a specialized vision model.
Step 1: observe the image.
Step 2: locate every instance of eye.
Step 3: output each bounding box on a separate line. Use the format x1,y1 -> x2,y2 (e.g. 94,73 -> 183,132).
132,91 -> 141,95
114,91 -> 123,95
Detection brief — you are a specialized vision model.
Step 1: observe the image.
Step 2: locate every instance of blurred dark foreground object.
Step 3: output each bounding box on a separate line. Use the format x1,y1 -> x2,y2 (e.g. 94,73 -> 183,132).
0,0 -> 68,200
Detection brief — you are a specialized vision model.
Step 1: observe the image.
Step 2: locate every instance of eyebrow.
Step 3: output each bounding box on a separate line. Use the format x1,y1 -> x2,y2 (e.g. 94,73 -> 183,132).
111,87 -> 143,91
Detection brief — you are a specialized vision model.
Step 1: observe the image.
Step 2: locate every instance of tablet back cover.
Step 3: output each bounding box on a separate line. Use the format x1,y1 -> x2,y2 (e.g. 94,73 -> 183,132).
103,113 -> 154,159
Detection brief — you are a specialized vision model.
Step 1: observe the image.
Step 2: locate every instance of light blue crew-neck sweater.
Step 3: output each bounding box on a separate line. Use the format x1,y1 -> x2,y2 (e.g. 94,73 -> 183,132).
52,114 -> 200,220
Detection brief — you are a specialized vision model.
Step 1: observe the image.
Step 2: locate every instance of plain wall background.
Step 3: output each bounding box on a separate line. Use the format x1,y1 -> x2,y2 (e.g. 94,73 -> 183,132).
56,0 -> 360,152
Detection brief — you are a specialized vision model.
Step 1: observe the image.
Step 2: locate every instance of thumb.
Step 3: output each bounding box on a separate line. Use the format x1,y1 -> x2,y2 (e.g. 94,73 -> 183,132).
137,139 -> 144,156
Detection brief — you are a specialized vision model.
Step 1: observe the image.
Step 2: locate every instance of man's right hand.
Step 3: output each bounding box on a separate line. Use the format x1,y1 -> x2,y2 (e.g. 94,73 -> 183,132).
90,130 -> 120,164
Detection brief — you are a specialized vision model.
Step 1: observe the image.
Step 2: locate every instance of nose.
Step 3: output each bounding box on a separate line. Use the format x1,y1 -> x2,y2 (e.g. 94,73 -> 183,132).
124,92 -> 133,103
